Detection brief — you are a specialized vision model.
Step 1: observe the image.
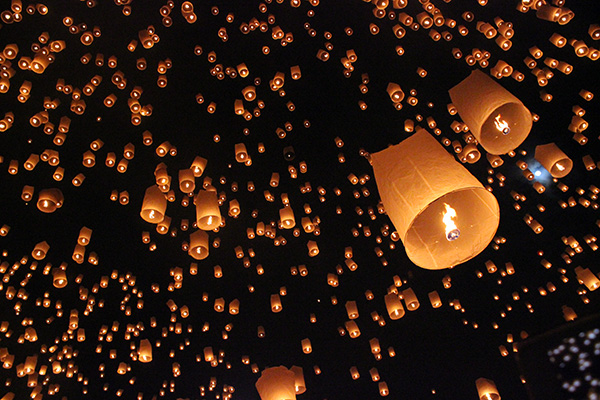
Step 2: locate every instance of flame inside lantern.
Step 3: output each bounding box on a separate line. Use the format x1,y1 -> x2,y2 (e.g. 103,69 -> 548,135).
443,203 -> 460,241
494,114 -> 510,135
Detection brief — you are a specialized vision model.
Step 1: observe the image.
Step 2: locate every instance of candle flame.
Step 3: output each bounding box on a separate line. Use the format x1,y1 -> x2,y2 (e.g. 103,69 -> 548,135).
443,203 -> 460,241
555,162 -> 565,171
494,114 -> 510,135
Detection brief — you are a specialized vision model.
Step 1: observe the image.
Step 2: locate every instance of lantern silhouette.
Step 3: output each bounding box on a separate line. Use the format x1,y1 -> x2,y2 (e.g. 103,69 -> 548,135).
534,143 -> 573,178
370,129 -> 500,270
255,366 -> 296,400
449,69 -> 532,154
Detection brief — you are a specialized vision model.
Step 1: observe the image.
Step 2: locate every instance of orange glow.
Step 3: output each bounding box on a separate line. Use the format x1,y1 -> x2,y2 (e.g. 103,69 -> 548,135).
443,203 -> 460,241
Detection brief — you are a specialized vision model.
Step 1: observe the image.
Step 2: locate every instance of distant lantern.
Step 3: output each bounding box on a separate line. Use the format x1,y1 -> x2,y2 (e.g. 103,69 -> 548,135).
32,241 -> 50,260
475,377 -> 500,400
534,143 -> 573,178
52,268 -> 67,288
449,69 -> 532,154
384,293 -> 405,320
255,366 -> 297,400
290,366 -> 306,394
138,339 -> 153,362
140,186 -> 167,223
370,129 -> 500,270
37,189 -> 64,213
195,190 -> 222,230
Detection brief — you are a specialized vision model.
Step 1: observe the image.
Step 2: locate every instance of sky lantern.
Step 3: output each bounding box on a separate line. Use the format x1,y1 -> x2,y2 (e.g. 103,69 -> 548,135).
36,188 -> 63,213
370,129 -> 500,270
534,143 -> 573,178
195,190 -> 222,230
475,377 -> 500,400
140,186 -> 167,224
255,366 -> 296,400
449,70 -> 533,155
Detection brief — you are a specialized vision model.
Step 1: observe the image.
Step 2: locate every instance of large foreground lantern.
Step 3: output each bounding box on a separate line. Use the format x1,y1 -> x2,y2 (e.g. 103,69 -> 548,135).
371,129 -> 500,270
255,366 -> 297,400
449,69 -> 532,155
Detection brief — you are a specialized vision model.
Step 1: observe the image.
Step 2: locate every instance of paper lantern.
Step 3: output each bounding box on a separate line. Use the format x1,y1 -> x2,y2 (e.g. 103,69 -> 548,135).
32,241 -> 50,260
52,268 -> 67,288
475,377 -> 500,400
140,186 -> 167,223
290,366 -> 306,394
37,189 -> 64,213
270,294 -> 282,312
188,230 -> 209,260
195,190 -> 222,230
279,206 -> 295,229
370,129 -> 500,270
384,293 -> 405,320
255,366 -> 296,400
534,143 -> 573,178
449,69 -> 532,154
138,339 -> 152,362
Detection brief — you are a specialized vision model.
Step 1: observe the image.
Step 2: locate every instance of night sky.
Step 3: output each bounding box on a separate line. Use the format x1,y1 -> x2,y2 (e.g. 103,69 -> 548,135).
1,0 -> 600,399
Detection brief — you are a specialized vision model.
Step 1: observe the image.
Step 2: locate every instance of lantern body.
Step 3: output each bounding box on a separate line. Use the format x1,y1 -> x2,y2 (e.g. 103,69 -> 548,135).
140,186 -> 166,223
449,69 -> 532,155
290,366 -> 306,394
255,366 -> 297,400
188,230 -> 209,260
37,189 -> 64,213
475,377 -> 500,400
195,190 -> 222,230
371,129 -> 500,270
534,143 -> 573,178
138,339 -> 152,362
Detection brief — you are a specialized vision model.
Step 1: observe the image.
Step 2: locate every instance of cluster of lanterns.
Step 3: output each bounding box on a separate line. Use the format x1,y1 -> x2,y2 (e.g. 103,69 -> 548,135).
1,0 -> 599,399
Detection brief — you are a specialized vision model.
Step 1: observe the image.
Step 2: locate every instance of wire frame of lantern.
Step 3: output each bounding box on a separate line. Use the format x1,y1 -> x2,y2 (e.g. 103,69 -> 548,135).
255,366 -> 297,400
449,69 -> 532,155
370,129 -> 500,270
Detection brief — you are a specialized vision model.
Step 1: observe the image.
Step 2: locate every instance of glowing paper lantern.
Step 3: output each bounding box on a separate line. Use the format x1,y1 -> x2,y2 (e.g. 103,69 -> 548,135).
140,186 -> 167,223
138,339 -> 152,362
255,366 -> 296,400
195,190 -> 222,230
188,230 -> 209,260
449,69 -> 532,154
370,129 -> 500,270
475,377 -> 500,400
37,189 -> 64,213
534,143 -> 573,178
290,366 -> 306,394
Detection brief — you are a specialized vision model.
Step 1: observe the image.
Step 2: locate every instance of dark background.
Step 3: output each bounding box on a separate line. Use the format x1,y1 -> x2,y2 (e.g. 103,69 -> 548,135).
1,0 -> 599,399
